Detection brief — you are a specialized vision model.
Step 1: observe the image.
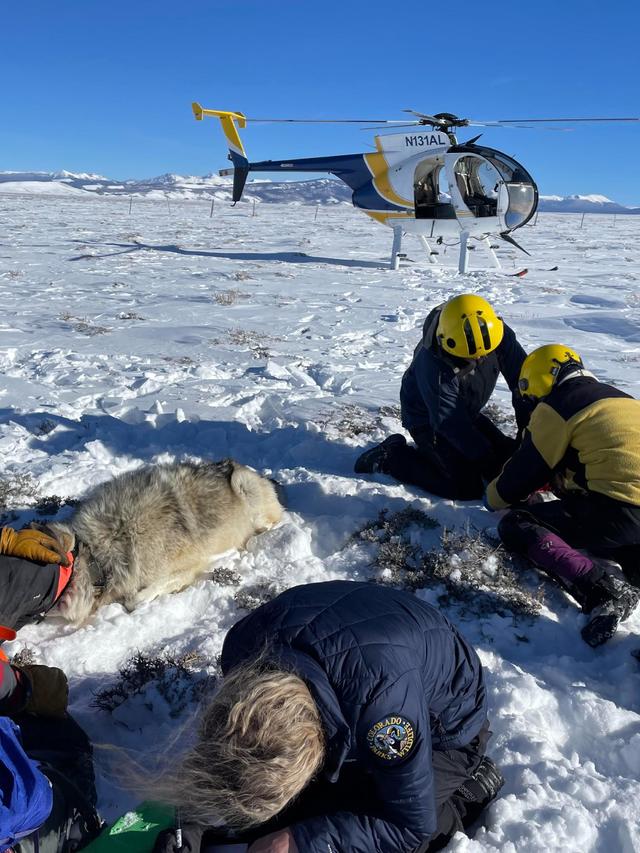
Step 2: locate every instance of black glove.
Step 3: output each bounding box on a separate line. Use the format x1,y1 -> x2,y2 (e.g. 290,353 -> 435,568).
513,395 -> 536,435
153,824 -> 205,853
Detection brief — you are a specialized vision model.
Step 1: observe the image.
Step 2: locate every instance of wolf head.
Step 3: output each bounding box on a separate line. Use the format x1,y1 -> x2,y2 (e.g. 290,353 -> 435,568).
230,463 -> 284,533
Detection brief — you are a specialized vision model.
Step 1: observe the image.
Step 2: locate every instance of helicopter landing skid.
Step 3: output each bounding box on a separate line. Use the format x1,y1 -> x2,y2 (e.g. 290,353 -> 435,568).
390,229 -> 439,270
390,226 -> 403,270
458,233 -> 501,274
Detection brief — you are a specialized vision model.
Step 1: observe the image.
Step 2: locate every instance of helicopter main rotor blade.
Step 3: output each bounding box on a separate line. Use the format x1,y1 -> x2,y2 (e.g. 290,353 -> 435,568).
361,123 -> 422,130
474,116 -> 640,124
242,118 -> 414,124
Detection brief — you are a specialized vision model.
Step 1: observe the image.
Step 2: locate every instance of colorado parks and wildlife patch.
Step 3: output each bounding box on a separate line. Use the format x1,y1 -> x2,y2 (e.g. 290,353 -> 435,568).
367,715 -> 415,762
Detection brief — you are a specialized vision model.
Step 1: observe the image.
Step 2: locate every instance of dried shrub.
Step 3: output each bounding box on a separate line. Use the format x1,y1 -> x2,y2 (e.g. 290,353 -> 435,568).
209,566 -> 242,586
227,328 -> 274,359
35,495 -> 79,517
351,510 -> 543,620
233,582 -> 281,612
0,473 -> 39,509
481,402 -> 516,435
59,314 -> 111,335
214,289 -> 248,306
118,311 -> 146,321
11,647 -> 36,667
319,403 -> 402,439
92,650 -> 213,717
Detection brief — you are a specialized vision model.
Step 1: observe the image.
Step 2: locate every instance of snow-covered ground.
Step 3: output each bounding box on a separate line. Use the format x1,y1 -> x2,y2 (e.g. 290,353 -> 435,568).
1,193 -> 639,851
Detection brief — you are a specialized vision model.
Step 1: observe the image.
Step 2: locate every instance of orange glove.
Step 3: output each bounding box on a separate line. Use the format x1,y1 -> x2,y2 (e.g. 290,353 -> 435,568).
0,526 -> 70,565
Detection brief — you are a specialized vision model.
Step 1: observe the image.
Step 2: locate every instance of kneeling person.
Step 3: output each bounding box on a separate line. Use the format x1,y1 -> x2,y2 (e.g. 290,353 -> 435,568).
485,344 -> 640,646
355,294 -> 528,500
154,581 -> 503,853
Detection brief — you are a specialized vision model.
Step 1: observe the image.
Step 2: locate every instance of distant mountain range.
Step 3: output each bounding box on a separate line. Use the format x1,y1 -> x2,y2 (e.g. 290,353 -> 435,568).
1,171 -> 638,214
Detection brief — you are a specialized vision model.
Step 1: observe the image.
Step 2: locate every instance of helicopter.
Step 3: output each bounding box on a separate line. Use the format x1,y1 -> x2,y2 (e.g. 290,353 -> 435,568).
192,104 -> 639,272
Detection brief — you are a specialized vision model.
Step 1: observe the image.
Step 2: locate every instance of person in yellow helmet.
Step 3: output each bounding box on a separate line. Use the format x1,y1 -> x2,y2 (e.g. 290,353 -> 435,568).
485,344 -> 640,646
355,294 -> 529,499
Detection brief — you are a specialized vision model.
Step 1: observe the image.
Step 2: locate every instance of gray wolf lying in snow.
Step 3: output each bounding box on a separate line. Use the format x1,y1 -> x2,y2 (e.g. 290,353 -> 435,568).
48,459 -> 284,625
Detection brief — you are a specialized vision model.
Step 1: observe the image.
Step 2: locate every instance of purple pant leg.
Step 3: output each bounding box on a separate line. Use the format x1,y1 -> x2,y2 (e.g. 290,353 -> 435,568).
498,510 -> 594,583
526,530 -> 594,582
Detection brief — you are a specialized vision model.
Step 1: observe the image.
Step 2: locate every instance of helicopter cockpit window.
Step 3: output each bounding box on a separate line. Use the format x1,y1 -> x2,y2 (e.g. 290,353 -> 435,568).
504,183 -> 537,229
452,156 -> 498,218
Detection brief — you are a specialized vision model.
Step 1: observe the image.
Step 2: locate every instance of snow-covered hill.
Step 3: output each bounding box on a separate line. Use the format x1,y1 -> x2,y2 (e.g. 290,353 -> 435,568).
0,193 -> 639,850
0,170 -> 351,205
538,193 -> 640,214
1,171 -> 638,212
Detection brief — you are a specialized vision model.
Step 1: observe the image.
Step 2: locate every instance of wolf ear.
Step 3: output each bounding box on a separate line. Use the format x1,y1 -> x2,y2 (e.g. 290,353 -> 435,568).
230,464 -> 263,503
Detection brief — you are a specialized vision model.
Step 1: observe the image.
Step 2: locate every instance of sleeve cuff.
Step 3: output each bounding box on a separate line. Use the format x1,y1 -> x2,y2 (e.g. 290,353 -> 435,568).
485,480 -> 510,511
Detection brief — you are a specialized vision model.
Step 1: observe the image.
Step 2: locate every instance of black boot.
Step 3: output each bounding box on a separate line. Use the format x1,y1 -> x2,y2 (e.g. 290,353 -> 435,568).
454,756 -> 505,828
575,566 -> 640,647
354,434 -> 407,474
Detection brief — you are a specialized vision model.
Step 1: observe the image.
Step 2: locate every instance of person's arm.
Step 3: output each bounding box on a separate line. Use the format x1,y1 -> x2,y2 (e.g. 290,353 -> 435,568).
0,526 -> 70,565
497,324 -> 527,394
497,325 -> 530,432
290,672 -> 434,853
0,661 -> 69,717
424,369 -> 497,473
485,402 -> 570,509
0,660 -> 25,714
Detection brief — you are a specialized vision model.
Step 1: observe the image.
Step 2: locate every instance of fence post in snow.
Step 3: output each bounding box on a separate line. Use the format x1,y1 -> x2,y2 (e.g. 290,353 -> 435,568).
314,205 -> 319,222
252,200 -> 256,217
580,212 -> 585,229
128,196 -> 133,215
209,197 -> 215,218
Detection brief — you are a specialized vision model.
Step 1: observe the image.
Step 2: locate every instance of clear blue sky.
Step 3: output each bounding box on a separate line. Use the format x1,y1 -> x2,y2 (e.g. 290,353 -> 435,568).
2,0 -> 639,202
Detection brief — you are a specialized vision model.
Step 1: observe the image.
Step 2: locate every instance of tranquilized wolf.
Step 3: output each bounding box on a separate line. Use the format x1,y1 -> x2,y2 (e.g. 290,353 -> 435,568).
48,459 -> 284,625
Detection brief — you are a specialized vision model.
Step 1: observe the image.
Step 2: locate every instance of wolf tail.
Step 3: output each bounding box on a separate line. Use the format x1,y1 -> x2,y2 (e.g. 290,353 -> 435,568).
192,103 -> 249,203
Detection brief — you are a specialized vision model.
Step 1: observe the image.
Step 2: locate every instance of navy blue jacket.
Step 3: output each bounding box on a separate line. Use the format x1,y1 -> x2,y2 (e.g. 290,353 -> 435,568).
400,306 -> 526,465
221,581 -> 487,853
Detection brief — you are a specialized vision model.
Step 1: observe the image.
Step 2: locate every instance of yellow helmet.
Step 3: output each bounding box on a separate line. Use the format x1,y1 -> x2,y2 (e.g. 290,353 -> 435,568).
436,294 -> 504,359
518,344 -> 583,400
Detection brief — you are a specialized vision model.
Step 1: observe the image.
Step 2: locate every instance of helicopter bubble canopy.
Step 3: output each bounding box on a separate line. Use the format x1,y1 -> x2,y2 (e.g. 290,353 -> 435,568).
445,144 -> 538,232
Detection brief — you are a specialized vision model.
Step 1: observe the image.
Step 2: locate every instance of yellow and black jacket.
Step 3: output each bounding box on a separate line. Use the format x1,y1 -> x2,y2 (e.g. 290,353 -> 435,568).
486,375 -> 640,510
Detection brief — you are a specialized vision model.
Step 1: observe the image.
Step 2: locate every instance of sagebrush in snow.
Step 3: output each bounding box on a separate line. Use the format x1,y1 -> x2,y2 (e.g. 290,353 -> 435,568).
0,470 -> 78,525
481,402 -> 517,435
92,650 -> 214,717
11,647 -> 36,667
351,509 -> 543,619
234,581 -> 282,612
319,403 -> 403,439
0,473 -> 39,510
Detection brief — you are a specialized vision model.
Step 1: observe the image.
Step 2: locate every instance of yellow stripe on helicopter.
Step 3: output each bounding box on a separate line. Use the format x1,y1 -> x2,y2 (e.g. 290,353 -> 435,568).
192,103 -> 247,157
364,142 -> 413,209
365,211 -> 413,224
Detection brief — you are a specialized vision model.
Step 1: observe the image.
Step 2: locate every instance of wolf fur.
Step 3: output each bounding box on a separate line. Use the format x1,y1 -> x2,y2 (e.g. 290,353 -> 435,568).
48,459 -> 284,625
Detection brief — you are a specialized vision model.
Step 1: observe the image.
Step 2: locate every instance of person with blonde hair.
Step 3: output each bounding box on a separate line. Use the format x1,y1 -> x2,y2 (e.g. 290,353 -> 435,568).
153,581 -> 503,853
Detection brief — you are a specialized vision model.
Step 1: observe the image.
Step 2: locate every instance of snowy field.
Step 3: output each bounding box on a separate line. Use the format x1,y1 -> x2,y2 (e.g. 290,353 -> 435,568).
1,193 -> 639,851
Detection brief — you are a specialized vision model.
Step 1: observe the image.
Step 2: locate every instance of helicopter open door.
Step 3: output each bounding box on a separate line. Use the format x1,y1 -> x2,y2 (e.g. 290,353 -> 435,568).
413,158 -> 456,220
445,153 -> 499,220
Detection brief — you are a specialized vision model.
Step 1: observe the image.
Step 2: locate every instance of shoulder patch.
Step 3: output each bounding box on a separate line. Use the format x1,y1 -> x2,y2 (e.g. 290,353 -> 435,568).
366,714 -> 415,763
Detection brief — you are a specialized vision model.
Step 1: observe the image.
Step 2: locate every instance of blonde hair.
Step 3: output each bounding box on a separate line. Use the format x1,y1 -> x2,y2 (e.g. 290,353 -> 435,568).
152,662 -> 325,829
